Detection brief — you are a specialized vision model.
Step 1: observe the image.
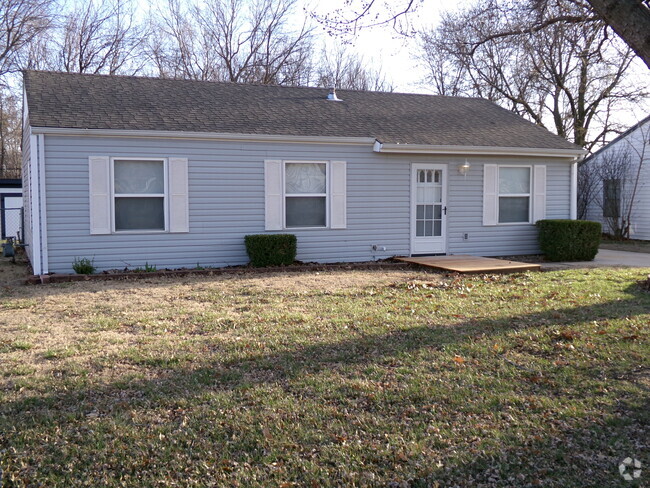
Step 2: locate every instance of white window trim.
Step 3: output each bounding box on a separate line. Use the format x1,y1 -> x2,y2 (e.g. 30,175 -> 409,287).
497,165 -> 532,225
110,157 -> 169,234
283,160 -> 330,229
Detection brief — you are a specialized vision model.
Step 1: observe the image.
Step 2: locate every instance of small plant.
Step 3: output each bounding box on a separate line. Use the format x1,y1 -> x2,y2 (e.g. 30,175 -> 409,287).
72,257 -> 95,275
244,234 -> 297,267
134,262 -> 157,273
536,219 -> 602,261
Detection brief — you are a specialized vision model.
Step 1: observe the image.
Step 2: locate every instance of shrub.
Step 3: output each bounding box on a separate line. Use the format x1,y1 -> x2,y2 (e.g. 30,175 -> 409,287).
536,219 -> 601,261
245,234 -> 297,267
72,257 -> 96,274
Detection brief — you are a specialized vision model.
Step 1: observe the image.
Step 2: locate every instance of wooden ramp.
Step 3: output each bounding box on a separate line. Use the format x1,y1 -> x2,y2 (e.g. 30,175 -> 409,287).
396,255 -> 541,274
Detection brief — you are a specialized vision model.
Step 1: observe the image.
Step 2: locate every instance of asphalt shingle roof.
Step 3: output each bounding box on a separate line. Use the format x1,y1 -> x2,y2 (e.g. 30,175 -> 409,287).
24,70 -> 580,150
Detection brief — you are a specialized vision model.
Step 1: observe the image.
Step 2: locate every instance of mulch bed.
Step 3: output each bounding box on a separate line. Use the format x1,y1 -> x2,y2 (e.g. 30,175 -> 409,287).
25,260 -> 417,285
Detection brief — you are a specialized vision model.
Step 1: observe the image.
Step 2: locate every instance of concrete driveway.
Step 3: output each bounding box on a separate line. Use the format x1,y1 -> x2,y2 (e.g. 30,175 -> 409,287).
541,249 -> 650,270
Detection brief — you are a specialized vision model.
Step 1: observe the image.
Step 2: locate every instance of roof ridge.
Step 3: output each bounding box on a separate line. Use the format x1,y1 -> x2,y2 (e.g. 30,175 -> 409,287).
22,69 -> 485,101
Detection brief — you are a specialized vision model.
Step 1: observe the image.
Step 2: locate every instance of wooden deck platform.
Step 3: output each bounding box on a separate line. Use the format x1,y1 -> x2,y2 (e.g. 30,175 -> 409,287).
396,255 -> 541,274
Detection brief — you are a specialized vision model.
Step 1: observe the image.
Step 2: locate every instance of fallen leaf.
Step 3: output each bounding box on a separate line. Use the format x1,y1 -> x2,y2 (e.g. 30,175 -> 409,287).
453,356 -> 465,364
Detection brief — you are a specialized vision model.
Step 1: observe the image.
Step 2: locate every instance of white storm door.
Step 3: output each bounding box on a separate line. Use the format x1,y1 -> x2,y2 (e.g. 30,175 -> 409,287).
411,164 -> 447,255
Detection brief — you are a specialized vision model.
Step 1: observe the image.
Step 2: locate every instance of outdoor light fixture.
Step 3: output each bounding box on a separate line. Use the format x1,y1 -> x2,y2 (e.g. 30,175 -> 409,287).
458,160 -> 471,176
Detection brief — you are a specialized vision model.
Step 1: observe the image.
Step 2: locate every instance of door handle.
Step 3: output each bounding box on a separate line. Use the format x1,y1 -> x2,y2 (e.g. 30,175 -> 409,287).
443,206 -> 447,215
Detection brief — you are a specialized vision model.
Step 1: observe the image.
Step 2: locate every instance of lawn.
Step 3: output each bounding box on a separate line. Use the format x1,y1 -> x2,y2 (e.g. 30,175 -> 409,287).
0,266 -> 648,487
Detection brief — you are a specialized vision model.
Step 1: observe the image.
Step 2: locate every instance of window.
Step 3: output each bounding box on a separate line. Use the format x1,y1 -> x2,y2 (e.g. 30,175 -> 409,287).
113,159 -> 166,231
264,159 -> 346,231
603,179 -> 621,218
498,166 -> 531,223
89,156 -> 188,235
284,162 -> 327,227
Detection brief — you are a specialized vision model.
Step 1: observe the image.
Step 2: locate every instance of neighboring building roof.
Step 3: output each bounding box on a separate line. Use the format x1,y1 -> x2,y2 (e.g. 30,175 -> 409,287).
0,179 -> 21,188
24,70 -> 580,151
582,115 -> 650,164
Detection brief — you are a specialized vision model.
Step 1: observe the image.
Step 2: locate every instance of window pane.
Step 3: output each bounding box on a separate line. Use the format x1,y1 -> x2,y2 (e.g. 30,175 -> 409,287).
286,197 -> 326,227
434,205 -> 442,219
603,179 -> 621,218
499,167 -> 530,194
434,221 -> 441,236
115,197 -> 165,230
115,160 -> 164,194
416,220 -> 424,237
499,197 -> 530,223
425,205 -> 433,219
425,221 -> 433,236
285,163 -> 326,194
416,205 -> 424,219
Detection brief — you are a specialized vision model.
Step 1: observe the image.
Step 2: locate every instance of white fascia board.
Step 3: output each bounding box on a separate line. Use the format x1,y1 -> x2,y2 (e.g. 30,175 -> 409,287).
29,134 -> 42,275
374,142 -> 586,160
30,127 -> 376,146
37,133 -> 48,275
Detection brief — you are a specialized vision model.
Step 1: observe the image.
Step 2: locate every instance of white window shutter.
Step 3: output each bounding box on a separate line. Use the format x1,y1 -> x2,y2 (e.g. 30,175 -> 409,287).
330,160 -> 347,229
533,165 -> 546,223
88,156 -> 111,235
169,157 -> 189,233
483,164 -> 498,226
265,160 -> 283,230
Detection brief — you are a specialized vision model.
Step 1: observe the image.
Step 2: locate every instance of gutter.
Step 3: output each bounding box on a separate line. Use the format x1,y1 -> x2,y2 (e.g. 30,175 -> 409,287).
30,127 -> 376,146
373,140 -> 585,159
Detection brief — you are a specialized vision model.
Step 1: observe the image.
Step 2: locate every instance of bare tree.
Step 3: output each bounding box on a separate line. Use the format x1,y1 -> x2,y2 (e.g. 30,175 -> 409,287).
585,0 -> 650,69
0,89 -> 21,178
147,0 -> 313,85
51,0 -> 146,75
314,44 -> 392,91
0,0 -> 55,78
577,161 -> 598,220
418,0 -> 645,151
311,0 -> 650,70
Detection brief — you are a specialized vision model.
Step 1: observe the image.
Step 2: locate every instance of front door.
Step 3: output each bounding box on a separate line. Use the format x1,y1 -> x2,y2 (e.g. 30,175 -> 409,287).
411,164 -> 447,255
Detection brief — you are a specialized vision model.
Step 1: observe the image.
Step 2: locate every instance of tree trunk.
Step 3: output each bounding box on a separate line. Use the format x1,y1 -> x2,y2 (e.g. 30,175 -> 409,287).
586,0 -> 650,69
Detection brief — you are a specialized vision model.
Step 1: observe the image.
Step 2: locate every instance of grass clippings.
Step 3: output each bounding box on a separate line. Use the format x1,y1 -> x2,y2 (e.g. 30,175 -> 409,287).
0,265 -> 648,487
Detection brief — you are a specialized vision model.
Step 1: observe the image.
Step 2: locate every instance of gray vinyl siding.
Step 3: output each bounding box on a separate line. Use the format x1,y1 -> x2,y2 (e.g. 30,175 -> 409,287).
41,134 -> 574,273
445,157 -> 571,256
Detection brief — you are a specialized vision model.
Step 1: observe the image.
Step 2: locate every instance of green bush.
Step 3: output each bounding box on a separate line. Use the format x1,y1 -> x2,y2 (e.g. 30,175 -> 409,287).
245,234 -> 297,267
536,219 -> 601,261
72,257 -> 96,274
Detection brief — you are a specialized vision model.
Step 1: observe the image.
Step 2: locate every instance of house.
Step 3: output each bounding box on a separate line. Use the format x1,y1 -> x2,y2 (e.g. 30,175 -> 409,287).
0,178 -> 22,241
22,70 -> 585,275
581,115 -> 650,240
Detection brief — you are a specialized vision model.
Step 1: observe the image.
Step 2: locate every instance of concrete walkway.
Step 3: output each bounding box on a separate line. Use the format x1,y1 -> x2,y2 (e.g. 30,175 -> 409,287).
541,249 -> 650,270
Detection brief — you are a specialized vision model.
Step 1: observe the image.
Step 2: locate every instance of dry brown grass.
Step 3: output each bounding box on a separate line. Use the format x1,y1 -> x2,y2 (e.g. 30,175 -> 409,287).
1,255 -> 648,487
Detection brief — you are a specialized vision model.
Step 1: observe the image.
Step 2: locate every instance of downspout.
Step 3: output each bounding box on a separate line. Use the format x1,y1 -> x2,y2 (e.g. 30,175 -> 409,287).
570,160 -> 578,220
29,134 -> 48,276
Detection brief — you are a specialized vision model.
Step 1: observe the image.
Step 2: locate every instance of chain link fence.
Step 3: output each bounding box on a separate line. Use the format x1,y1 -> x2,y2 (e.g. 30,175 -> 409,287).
1,207 -> 23,242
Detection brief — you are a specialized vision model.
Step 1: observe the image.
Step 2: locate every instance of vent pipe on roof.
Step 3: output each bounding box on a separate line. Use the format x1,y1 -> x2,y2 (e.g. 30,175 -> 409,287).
326,87 -> 342,101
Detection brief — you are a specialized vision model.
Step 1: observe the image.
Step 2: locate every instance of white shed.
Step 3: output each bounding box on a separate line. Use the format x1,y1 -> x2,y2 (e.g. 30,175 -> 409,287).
0,179 -> 22,241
